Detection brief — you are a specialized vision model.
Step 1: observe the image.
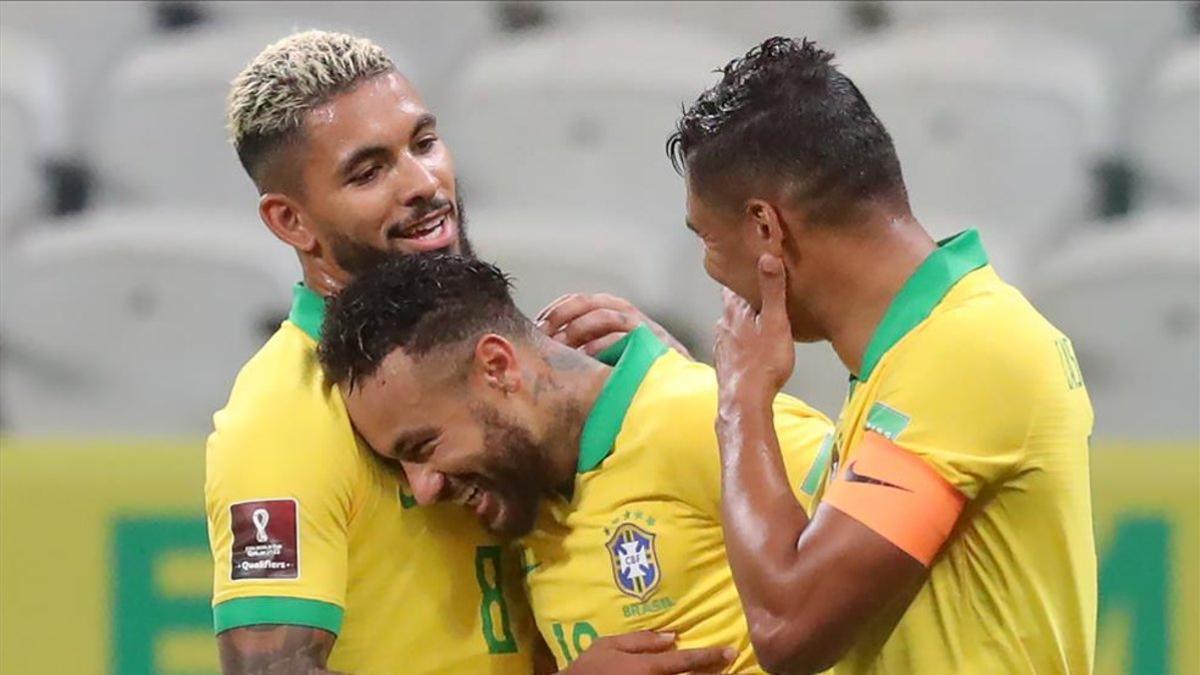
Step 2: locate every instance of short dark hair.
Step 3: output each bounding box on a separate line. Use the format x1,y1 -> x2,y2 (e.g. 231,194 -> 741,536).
667,36 -> 907,225
318,254 -> 531,389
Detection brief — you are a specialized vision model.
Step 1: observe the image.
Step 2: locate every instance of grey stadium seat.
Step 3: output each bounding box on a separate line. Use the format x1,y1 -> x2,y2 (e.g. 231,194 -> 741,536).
0,207 -> 298,435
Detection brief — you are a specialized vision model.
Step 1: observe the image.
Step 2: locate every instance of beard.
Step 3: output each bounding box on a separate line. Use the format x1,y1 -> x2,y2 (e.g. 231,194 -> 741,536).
328,192 -> 474,277
470,402 -> 553,539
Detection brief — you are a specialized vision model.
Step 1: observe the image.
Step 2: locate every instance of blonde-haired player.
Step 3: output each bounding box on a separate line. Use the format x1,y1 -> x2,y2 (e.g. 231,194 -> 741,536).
207,29 -> 724,674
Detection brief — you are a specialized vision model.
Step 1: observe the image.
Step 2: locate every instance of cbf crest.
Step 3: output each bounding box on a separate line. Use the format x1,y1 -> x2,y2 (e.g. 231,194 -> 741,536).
605,519 -> 661,601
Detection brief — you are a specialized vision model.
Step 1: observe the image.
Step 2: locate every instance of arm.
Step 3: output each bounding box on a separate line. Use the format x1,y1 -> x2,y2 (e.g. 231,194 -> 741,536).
712,256 -> 934,674
535,293 -> 692,358
559,631 -> 734,675
218,625 -> 342,675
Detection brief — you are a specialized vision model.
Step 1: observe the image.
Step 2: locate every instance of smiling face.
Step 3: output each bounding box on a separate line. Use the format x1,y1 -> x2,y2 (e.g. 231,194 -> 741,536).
288,71 -> 468,273
343,342 -> 556,539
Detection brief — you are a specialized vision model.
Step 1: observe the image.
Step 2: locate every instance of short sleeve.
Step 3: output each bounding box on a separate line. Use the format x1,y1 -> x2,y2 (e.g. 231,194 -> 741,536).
867,315 -> 1037,500
205,383 -> 361,635
772,393 -> 836,514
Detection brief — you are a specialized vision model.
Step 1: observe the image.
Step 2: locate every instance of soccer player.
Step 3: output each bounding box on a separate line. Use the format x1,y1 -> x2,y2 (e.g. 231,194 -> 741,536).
208,30 -> 707,674
315,254 -> 836,674
667,37 -> 1097,673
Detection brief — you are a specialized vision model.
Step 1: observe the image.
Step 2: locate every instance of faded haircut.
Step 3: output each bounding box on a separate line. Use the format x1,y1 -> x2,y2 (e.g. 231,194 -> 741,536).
227,30 -> 395,191
318,254 -> 534,390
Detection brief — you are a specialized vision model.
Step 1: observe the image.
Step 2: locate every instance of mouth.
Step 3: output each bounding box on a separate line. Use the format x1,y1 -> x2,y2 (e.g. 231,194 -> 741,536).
388,207 -> 456,251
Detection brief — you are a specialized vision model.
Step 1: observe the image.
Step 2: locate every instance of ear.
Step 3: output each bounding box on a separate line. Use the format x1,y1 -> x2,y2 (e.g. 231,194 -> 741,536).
259,192 -> 317,253
744,198 -> 785,258
473,334 -> 521,395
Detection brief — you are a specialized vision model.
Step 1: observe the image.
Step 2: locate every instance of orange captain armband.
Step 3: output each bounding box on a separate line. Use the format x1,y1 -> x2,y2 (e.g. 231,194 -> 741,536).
823,432 -> 967,566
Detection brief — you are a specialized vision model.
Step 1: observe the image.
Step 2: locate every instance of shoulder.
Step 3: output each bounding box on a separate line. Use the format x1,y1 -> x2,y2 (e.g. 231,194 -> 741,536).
888,270 -> 1063,396
207,323 -> 362,485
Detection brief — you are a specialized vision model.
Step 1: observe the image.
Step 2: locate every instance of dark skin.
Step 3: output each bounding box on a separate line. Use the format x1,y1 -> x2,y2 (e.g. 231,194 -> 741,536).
689,177 -> 942,673
220,69 -> 709,674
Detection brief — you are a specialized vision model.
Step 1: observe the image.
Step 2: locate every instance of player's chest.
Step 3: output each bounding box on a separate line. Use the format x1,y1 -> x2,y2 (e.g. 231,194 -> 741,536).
830,377 -> 881,483
521,493 -> 721,631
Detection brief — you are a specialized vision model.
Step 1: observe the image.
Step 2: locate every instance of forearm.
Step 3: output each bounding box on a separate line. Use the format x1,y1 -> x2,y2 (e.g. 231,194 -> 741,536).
716,389 -> 811,615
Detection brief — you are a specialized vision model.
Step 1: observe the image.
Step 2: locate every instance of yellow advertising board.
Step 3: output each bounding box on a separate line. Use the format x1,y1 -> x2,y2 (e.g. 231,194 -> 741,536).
1,438 -> 1196,674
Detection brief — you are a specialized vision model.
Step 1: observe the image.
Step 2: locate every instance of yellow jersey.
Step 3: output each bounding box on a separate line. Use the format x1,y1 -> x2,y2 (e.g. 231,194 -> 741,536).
206,284 -> 534,674
821,230 -> 1096,674
520,326 -> 834,673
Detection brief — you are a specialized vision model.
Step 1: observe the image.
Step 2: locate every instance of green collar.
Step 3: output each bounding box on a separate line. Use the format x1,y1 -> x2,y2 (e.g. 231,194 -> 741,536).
576,325 -> 668,473
857,229 -> 989,382
288,283 -> 326,341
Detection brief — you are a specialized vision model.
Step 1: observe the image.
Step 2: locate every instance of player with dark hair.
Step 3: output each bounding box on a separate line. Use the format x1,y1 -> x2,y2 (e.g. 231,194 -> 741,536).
317,253 -> 835,673
209,29 -> 702,674
668,37 -> 1097,673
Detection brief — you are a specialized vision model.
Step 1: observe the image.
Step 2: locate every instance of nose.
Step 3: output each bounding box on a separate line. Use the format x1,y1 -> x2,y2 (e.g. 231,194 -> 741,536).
395,155 -> 440,209
400,461 -> 445,506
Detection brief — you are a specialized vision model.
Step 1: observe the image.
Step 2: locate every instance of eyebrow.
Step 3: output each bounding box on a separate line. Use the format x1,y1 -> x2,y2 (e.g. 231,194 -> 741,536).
391,426 -> 439,461
336,113 -> 439,178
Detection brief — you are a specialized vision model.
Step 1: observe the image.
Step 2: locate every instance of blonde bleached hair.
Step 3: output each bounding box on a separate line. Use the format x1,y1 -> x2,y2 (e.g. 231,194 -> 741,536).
227,30 -> 395,186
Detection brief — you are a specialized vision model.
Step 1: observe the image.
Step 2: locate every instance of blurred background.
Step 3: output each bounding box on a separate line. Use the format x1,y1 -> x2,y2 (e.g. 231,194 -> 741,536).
0,1 -> 1196,673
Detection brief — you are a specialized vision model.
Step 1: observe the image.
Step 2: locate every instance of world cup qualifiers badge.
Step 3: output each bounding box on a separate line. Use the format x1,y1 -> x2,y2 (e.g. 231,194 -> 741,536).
230,498 -> 299,580
605,518 -> 661,602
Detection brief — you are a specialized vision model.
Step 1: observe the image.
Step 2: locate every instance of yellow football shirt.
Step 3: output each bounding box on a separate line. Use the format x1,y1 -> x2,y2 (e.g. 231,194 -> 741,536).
519,326 -> 834,673
206,284 -> 534,674
820,230 -> 1096,674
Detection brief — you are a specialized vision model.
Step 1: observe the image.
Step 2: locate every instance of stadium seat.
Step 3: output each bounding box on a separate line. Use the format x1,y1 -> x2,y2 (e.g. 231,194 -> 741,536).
0,207 -> 298,435
547,1 -> 858,50
91,21 -> 422,211
448,20 -> 741,227
888,1 -> 1193,153
0,0 -> 155,153
0,29 -> 69,238
1026,209 -> 1200,440
1134,38 -> 1200,209
199,1 -> 491,111
836,21 -> 1111,259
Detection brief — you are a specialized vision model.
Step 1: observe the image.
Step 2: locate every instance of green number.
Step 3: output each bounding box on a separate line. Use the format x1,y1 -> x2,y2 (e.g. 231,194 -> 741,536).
551,621 -> 599,663
552,622 -> 574,664
475,546 -> 518,654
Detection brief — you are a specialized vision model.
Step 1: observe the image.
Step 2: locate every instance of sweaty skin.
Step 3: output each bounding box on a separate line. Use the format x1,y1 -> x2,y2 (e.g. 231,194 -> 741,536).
713,255 -> 926,674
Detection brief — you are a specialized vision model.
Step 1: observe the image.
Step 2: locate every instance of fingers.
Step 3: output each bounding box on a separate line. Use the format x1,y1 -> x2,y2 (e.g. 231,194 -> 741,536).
603,630 -> 676,654
536,293 -> 629,337
648,646 -> 737,674
756,254 -> 788,327
580,332 -> 625,357
549,308 -> 639,349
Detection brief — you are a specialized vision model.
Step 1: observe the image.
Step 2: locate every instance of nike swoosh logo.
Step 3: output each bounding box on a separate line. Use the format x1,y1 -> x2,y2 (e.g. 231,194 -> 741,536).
521,562 -> 541,575
844,461 -> 911,492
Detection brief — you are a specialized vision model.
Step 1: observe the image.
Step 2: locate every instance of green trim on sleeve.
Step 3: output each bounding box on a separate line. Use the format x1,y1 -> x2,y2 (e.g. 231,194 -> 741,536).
213,596 -> 344,635
577,325 -> 668,473
857,229 -> 989,382
288,283 -> 326,342
801,433 -> 835,496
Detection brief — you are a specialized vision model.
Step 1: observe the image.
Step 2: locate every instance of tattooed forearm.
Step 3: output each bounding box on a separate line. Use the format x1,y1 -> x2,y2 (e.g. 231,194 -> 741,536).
218,625 -> 343,675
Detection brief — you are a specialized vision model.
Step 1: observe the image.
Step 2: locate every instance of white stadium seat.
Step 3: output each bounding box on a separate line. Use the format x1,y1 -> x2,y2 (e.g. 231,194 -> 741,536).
449,20 -> 739,227
0,207 -> 298,434
91,21 -> 422,211
548,1 -> 857,50
200,1 -> 491,111
1135,39 -> 1200,210
837,22 -> 1111,267
0,29 -> 68,238
1027,210 -> 1200,440
888,1 -> 1193,154
0,0 -> 155,154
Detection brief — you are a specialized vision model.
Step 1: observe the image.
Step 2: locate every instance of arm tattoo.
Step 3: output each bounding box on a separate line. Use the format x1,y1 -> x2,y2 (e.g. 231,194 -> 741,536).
218,625 -> 342,675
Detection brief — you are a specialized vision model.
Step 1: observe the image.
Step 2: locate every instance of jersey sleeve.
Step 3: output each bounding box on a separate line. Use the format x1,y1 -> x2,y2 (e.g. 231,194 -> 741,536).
824,315 -> 1039,565
205,384 -> 362,636
772,393 -> 836,514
